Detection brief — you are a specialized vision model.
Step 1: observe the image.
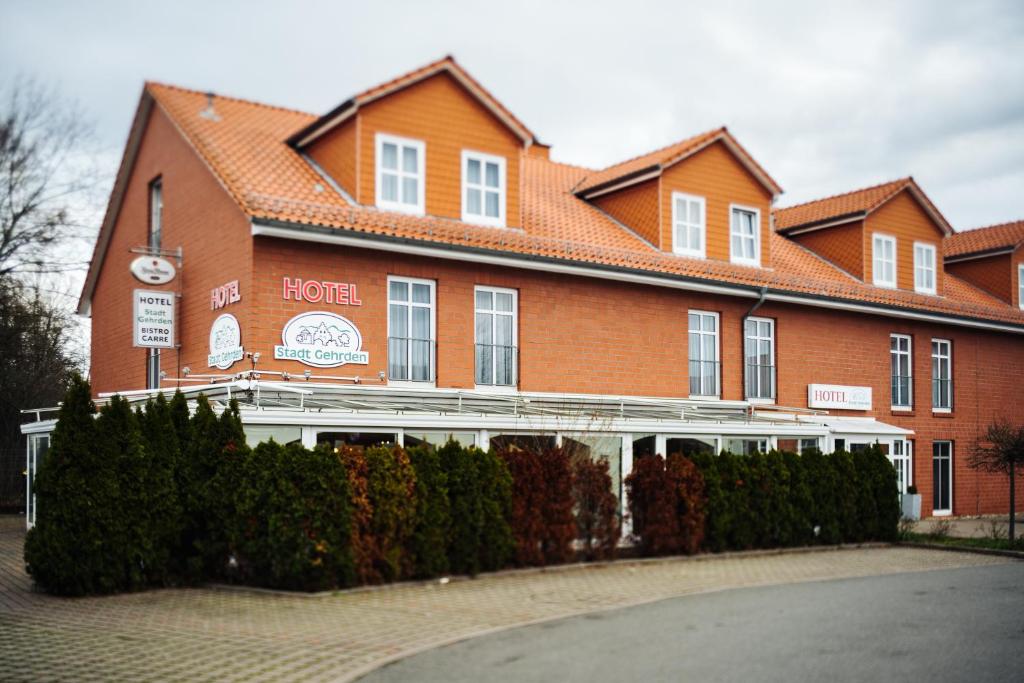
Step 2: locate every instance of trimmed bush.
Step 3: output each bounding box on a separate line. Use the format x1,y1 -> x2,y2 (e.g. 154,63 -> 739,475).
24,375 -> 121,596
439,441 -> 484,575
338,445 -> 376,584
137,394 -> 185,585
499,446 -> 546,566
364,445 -> 418,582
571,454 -> 620,561
625,454 -> 704,556
476,447 -> 514,572
666,453 -> 705,555
798,448 -> 841,544
407,444 -> 451,578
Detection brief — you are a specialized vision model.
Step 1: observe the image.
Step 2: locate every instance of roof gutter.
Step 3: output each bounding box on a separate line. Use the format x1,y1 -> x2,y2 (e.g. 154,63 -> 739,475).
250,219 -> 1024,336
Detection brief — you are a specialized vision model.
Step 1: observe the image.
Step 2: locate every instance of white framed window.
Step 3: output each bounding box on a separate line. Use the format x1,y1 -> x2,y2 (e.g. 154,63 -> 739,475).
149,179 -> 163,250
872,233 -> 897,288
387,276 -> 436,383
671,192 -> 706,258
375,133 -> 425,214
461,150 -> 506,227
729,205 -> 761,266
688,310 -> 719,398
1018,264 -> 1024,310
744,316 -> 775,401
913,242 -> 937,294
890,334 -> 912,409
475,286 -> 517,387
931,338 -> 952,411
932,440 -> 953,515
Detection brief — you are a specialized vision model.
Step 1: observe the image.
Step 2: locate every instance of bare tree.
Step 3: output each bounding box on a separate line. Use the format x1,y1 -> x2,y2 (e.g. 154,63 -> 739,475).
969,417 -> 1024,542
0,77 -> 99,277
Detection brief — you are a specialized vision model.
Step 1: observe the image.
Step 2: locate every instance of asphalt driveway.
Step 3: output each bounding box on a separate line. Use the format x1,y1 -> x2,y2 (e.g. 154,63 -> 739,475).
365,562 -> 1024,683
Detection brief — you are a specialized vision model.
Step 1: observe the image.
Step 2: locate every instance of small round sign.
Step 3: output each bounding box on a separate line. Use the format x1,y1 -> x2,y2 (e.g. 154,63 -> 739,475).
208,314 -> 243,370
130,255 -> 176,285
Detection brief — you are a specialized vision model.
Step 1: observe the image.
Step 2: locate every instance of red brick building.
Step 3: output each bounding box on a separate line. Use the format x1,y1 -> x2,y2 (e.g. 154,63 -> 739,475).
24,56 -> 1024,525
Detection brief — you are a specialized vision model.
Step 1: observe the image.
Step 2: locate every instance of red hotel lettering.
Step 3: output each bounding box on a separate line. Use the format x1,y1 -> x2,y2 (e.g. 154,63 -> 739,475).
814,390 -> 847,403
282,277 -> 362,305
210,280 -> 241,310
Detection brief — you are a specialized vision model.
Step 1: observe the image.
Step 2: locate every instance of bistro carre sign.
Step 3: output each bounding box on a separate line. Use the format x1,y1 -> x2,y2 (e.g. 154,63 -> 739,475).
133,289 -> 175,348
807,384 -> 872,410
274,311 -> 369,368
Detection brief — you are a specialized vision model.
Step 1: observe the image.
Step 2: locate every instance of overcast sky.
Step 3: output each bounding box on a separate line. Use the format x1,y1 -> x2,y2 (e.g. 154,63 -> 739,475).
2,0 -> 1022,233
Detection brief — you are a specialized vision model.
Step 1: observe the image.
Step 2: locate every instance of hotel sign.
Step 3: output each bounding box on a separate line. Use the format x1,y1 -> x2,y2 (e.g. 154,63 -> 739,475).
208,313 -> 243,369
133,289 -> 175,348
274,311 -> 369,368
808,384 -> 872,410
282,277 -> 362,305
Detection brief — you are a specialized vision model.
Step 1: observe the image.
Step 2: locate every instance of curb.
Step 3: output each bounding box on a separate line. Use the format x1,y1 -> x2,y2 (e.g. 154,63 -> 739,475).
206,542 -> 892,599
897,540 -> 1024,561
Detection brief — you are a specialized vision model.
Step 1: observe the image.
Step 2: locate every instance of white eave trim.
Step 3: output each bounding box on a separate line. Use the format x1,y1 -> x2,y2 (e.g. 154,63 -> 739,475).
944,247 -> 1016,264
250,220 -> 1024,335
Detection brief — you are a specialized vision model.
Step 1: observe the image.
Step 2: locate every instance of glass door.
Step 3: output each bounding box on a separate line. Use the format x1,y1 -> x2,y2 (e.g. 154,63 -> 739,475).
932,441 -> 952,515
891,439 -> 911,495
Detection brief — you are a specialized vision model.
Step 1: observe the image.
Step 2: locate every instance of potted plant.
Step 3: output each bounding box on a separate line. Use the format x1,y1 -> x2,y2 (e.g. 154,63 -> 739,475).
901,484 -> 921,521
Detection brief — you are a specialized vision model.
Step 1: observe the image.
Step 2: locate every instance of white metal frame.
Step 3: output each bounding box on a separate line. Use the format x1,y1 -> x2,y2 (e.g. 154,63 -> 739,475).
671,192 -> 706,258
729,204 -> 761,267
375,133 -> 426,215
932,440 -> 953,516
744,316 -> 775,402
890,333 -> 913,410
461,149 -> 506,227
931,338 -> 952,413
386,275 -> 437,387
474,285 -> 518,389
872,233 -> 897,288
688,310 -> 720,399
913,241 -> 937,295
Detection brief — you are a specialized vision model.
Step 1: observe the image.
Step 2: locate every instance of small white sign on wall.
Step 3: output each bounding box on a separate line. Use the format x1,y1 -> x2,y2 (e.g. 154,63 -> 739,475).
808,384 -> 872,411
273,311 -> 369,368
133,289 -> 175,348
208,313 -> 244,369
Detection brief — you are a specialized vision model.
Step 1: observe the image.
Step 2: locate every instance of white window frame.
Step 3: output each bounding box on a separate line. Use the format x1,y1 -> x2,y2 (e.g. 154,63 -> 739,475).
729,204 -> 761,267
932,440 -> 953,516
386,275 -> 436,386
931,338 -> 952,412
375,133 -> 426,215
913,242 -> 937,295
744,316 -> 775,402
671,192 -> 706,258
688,310 -> 720,399
1018,264 -> 1024,310
890,333 -> 913,410
149,179 -> 163,251
872,233 -> 897,288
461,150 -> 506,227
474,285 -> 518,389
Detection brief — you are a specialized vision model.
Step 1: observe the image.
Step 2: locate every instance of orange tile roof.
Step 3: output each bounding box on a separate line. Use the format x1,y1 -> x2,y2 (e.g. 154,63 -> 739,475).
135,81 -> 1024,328
574,127 -> 782,197
945,220 -> 1024,258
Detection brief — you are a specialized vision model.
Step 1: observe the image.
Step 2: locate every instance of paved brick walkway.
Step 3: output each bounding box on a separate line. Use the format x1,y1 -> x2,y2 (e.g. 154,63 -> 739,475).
0,516 -> 1012,682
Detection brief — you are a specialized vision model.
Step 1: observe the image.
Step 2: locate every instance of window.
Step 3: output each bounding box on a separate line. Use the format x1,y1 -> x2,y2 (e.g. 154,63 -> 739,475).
932,441 -> 952,515
724,437 -> 769,456
404,432 -> 477,449
149,179 -> 163,250
671,192 -> 706,258
387,276 -> 435,383
744,317 -> 775,400
1018,264 -> 1024,310
872,234 -> 896,288
688,311 -> 719,397
913,242 -> 937,294
931,339 -> 952,411
475,286 -> 517,386
376,133 -> 425,214
890,439 -> 912,495
730,206 -> 760,266
461,151 -> 505,227
146,349 -> 161,389
890,334 -> 913,409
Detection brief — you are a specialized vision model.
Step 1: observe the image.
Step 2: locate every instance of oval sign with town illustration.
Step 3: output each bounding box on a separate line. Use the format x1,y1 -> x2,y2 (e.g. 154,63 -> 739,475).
274,311 -> 369,368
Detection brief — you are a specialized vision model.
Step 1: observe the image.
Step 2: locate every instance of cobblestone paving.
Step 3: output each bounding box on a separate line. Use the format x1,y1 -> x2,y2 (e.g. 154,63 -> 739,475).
0,516 -> 1012,682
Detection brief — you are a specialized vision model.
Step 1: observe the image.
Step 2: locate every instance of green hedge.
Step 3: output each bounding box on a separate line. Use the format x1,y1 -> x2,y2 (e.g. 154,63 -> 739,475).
25,378 -> 900,595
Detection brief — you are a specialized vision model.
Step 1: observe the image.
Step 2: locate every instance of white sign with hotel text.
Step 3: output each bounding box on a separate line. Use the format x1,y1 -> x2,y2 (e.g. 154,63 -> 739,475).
133,289 -> 175,348
808,384 -> 872,410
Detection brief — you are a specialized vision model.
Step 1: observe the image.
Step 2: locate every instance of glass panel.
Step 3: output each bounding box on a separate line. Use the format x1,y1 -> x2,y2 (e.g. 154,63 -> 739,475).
495,315 -> 512,344
411,306 -> 430,338
689,225 -> 701,250
466,187 -> 482,215
412,283 -> 431,304
401,176 -> 418,205
402,145 -> 418,173
467,158 -> 481,184
244,425 -> 302,448
317,432 -> 397,449
688,313 -> 698,331
632,434 -> 657,459
390,280 -> 408,301
495,292 -> 513,312
489,434 -> 557,452
382,173 -> 398,202
476,289 -> 492,309
666,437 -> 715,458
381,142 -> 398,170
485,161 -> 499,188
405,431 -> 477,449
676,197 -> 688,224
485,191 -> 500,217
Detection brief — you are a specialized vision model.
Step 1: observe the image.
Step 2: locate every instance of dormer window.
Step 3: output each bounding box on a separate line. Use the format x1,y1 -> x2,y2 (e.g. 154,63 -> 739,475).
461,150 -> 505,227
376,133 -> 425,215
913,242 -> 937,294
730,205 -> 760,266
672,192 -> 705,258
872,233 -> 897,288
